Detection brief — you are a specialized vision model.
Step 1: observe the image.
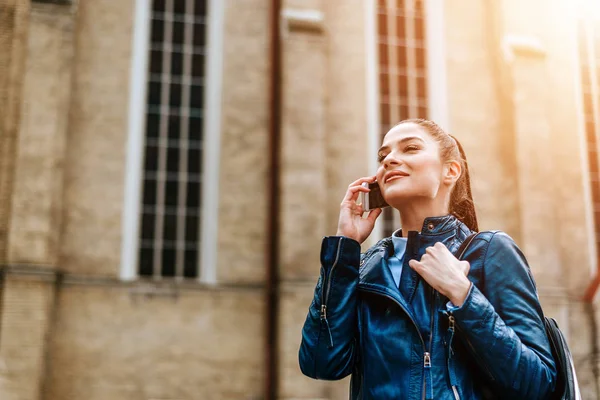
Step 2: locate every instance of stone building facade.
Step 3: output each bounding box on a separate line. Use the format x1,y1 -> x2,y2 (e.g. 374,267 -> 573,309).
0,0 -> 600,399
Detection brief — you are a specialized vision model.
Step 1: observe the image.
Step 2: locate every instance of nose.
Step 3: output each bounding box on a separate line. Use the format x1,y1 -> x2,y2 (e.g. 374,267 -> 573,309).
383,153 -> 400,170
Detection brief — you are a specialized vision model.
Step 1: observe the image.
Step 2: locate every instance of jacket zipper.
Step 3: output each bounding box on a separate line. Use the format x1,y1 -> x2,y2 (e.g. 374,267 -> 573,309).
319,238 -> 344,348
359,287 -> 433,400
447,315 -> 460,400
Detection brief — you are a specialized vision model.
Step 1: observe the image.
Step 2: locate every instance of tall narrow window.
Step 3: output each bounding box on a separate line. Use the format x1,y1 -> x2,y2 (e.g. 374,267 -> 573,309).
376,0 -> 428,236
139,0 -> 207,279
580,12 -> 600,267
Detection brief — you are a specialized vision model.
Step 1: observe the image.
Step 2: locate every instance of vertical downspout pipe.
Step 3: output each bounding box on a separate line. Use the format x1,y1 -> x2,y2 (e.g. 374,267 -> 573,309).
266,0 -> 282,398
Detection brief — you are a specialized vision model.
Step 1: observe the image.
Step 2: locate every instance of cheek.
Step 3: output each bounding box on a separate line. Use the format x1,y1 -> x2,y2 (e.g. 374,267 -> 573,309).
376,166 -> 385,182
411,154 -> 443,178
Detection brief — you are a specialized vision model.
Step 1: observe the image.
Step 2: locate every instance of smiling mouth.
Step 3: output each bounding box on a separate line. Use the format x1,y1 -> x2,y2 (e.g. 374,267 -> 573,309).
385,174 -> 409,183
387,176 -> 406,183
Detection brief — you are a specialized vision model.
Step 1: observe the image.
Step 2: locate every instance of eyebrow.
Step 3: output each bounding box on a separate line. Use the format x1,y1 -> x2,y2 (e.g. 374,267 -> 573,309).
377,136 -> 426,154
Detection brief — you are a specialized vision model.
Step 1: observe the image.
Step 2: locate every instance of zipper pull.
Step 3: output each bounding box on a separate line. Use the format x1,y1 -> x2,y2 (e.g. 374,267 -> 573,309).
320,305 -> 333,348
423,352 -> 433,399
448,315 -> 455,331
424,352 -> 431,368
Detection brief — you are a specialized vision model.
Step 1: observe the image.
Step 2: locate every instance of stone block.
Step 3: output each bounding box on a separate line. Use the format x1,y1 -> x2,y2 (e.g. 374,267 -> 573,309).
44,284 -> 264,400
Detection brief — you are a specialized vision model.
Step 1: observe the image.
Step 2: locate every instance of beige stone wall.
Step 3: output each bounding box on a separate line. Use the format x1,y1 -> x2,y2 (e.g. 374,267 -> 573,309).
59,0 -> 134,277
8,2 -> 76,266
444,0 -> 522,239
0,0 -> 29,263
217,0 -> 270,285
0,274 -> 57,400
43,283 -> 264,400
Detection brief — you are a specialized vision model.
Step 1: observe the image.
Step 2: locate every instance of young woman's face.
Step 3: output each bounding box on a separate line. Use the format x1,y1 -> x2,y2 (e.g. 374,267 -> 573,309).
375,123 -> 447,207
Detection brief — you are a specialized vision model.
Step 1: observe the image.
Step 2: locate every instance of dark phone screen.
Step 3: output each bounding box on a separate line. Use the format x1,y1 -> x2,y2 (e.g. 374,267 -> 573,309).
368,182 -> 389,209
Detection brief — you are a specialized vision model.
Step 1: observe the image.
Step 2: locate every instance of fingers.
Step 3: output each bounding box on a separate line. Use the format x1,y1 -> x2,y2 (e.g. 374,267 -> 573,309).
408,259 -> 421,271
340,176 -> 377,205
348,176 -> 376,188
341,185 -> 371,205
460,260 -> 470,275
366,207 -> 383,223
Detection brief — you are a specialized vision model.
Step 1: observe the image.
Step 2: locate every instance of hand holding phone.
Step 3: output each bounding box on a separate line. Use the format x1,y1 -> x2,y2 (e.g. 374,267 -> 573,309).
336,177 -> 384,244
359,181 -> 389,211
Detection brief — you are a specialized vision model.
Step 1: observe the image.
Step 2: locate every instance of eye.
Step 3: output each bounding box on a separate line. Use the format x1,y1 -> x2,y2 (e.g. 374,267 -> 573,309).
377,153 -> 388,163
404,144 -> 420,152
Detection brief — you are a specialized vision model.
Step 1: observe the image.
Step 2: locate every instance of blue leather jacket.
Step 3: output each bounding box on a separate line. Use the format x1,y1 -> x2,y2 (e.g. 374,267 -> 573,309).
299,215 -> 556,399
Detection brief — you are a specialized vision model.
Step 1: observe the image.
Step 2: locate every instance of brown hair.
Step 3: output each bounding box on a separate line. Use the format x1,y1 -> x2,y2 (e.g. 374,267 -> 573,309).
395,118 -> 479,232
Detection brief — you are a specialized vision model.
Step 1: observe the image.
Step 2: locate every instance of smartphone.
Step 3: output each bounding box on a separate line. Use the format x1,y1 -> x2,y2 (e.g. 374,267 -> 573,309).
359,181 -> 389,211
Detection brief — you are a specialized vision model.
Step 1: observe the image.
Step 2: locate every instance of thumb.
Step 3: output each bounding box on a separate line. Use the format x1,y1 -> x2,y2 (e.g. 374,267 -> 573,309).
366,208 -> 383,223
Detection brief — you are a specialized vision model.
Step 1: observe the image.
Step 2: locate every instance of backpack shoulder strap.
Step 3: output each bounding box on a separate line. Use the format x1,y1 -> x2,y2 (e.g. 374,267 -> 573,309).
454,232 -> 479,260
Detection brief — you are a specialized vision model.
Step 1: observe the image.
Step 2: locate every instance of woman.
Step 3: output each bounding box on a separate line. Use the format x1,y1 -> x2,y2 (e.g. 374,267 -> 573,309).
298,119 -> 556,399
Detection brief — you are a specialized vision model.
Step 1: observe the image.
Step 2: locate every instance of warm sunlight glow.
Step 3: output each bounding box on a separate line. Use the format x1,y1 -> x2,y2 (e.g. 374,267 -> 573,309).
574,0 -> 600,19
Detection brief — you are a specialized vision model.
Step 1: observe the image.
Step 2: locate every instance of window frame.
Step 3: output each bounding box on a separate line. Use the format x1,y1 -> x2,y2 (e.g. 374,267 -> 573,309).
121,0 -> 224,283
365,0 -> 448,240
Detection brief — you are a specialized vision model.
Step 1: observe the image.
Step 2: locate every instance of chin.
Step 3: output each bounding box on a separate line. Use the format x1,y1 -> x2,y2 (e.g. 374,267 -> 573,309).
383,183 -> 433,207
383,186 -> 416,205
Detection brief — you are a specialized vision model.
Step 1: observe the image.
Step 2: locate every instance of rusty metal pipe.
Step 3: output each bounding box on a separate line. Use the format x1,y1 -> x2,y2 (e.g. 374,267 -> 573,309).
265,0 -> 282,398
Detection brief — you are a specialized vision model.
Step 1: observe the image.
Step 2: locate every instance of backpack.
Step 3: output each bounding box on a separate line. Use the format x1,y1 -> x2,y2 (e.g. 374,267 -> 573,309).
455,233 -> 582,400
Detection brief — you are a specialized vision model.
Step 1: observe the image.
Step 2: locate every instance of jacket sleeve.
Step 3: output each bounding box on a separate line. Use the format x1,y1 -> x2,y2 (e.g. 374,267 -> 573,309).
298,236 -> 361,380
449,232 -> 557,399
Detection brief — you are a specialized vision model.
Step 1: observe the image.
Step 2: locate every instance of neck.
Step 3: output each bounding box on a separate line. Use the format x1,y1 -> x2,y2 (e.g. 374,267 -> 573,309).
396,197 -> 449,233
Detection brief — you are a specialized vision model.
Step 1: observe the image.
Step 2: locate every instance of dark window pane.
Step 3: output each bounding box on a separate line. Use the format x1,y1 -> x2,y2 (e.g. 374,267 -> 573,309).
399,104 -> 409,120
161,248 -> 176,277
166,147 -> 180,173
139,248 -> 153,276
185,214 -> 199,242
397,45 -> 407,68
184,249 -> 198,278
150,50 -> 163,74
416,47 -> 426,69
148,82 -> 161,105
192,54 -> 204,77
187,181 -> 200,208
189,117 -> 203,141
165,180 -> 179,206
172,21 -> 185,45
398,74 -> 408,95
415,17 -> 425,41
151,18 -> 164,43
188,148 -> 201,174
379,43 -> 388,67
396,15 -> 405,38
417,77 -> 427,99
170,83 -> 182,107
168,115 -> 181,140
379,72 -> 389,97
380,104 -> 390,126
194,0 -> 207,16
163,213 -> 177,242
143,178 -> 157,205
141,211 -> 155,240
414,0 -> 424,12
146,114 -> 160,138
193,22 -> 206,46
173,0 -> 186,14
152,0 -> 166,12
171,52 -> 184,76
377,12 -> 387,36
144,144 -> 159,172
190,85 -> 203,109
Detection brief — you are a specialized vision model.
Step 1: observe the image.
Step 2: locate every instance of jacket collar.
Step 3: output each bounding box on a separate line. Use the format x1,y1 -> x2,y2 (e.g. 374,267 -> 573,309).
358,215 -> 469,297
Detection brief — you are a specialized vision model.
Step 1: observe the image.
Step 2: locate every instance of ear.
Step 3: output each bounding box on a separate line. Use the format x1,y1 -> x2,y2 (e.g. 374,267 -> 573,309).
443,160 -> 461,186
